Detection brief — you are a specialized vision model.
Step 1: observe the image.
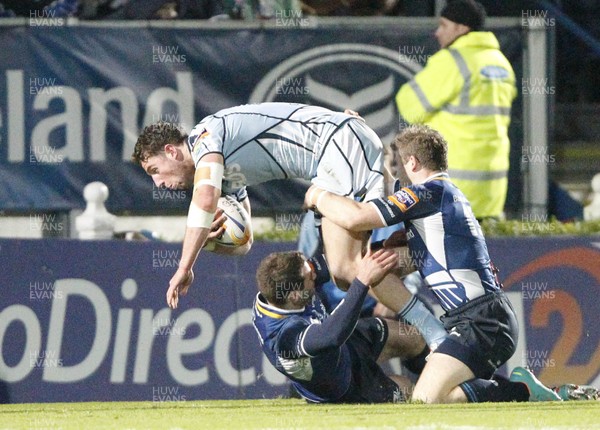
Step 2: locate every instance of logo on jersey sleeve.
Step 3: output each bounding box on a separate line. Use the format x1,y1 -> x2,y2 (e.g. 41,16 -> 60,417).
191,128 -> 210,146
388,187 -> 419,212
190,128 -> 211,160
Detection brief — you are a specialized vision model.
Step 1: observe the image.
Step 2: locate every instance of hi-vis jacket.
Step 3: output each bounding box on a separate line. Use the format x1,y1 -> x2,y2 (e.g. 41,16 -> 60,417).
396,31 -> 517,218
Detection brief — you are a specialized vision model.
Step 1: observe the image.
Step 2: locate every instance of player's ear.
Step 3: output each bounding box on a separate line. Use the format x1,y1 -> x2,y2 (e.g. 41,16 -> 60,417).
164,144 -> 178,159
288,290 -> 303,306
408,155 -> 420,172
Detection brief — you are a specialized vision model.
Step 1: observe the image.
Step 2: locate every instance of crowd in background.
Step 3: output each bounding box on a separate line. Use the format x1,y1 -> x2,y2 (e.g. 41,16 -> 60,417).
0,0 -> 564,20
1,0 -> 415,20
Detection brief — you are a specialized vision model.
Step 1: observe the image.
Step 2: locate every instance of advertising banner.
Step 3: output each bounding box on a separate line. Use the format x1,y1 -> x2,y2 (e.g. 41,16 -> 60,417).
0,20 -> 524,215
0,236 -> 598,403
0,239 -> 291,403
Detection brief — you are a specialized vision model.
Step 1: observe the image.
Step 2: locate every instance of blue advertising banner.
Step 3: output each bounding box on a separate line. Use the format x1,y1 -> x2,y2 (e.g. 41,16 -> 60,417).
0,239 -> 292,403
0,20 -> 524,215
490,236 -> 600,387
0,236 -> 599,403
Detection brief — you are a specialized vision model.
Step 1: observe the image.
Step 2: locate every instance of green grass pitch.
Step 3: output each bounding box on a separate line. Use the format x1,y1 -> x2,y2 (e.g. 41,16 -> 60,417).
1,399 -> 599,429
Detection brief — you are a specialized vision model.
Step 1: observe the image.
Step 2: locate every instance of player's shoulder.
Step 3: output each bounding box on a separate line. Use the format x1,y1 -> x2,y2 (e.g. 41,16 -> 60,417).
390,180 -> 444,210
211,102 -> 308,117
416,175 -> 451,199
190,113 -> 222,137
280,315 -> 310,332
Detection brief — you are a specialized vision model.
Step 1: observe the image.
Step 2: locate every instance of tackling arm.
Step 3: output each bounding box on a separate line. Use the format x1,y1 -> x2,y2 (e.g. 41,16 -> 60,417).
305,185 -> 385,232
301,249 -> 398,355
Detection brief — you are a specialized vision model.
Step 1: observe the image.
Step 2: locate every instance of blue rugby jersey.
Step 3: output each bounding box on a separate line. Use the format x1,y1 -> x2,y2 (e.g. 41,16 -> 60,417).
252,280 -> 369,403
187,103 -> 355,194
370,173 -> 500,311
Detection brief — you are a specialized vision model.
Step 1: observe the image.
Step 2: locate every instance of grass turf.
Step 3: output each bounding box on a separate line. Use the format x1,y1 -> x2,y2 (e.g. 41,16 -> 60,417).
1,399 -> 599,430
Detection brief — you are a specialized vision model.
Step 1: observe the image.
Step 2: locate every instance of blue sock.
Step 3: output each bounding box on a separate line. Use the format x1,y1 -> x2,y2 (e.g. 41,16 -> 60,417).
460,377 -> 529,402
398,295 -> 447,348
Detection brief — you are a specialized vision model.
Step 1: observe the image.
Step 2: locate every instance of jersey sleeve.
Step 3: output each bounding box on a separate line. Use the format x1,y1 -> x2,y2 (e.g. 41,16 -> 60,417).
370,184 -> 439,226
275,318 -> 311,359
298,279 -> 369,357
188,116 -> 225,167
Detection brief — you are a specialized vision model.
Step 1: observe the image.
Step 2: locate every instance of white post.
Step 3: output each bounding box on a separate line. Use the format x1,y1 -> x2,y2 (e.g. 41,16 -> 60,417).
75,182 -> 116,240
583,173 -> 600,221
522,17 -> 550,219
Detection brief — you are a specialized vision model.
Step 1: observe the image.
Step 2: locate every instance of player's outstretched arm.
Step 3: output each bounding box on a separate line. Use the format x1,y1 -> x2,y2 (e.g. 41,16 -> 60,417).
305,185 -> 384,232
301,249 -> 398,355
167,153 -> 224,309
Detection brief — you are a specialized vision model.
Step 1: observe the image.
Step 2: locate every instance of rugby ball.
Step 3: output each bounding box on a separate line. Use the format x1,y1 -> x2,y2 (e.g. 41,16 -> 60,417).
214,195 -> 252,247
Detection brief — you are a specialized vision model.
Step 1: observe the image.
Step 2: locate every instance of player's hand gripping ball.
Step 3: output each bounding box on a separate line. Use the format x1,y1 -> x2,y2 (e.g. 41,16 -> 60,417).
214,195 -> 252,247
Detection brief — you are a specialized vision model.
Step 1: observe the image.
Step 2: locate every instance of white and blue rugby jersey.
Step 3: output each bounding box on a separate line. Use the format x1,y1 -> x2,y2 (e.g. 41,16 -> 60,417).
187,103 -> 356,194
371,173 -> 501,311
252,278 -> 370,403
252,293 -> 351,403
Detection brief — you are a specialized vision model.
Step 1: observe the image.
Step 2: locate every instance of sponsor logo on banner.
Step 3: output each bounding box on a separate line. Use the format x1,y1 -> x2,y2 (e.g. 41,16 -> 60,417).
249,44 -> 422,145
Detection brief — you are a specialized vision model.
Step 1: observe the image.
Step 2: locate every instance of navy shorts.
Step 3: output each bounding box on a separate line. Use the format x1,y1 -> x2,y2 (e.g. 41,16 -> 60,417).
337,317 -> 404,403
436,292 -> 518,379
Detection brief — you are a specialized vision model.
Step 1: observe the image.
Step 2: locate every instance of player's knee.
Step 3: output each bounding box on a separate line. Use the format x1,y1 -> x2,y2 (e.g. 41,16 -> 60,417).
411,379 -> 450,404
327,260 -> 356,286
411,388 -> 443,404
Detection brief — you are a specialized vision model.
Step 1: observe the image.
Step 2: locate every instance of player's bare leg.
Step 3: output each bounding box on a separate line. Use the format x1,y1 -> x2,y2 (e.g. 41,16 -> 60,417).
411,352 -> 473,403
369,270 -> 413,313
319,216 -> 366,291
379,319 -> 427,362
320,216 -> 411,307
320,216 -> 446,349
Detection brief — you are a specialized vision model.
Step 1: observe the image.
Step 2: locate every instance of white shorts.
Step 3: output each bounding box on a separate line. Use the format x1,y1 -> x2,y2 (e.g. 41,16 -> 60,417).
312,118 -> 385,202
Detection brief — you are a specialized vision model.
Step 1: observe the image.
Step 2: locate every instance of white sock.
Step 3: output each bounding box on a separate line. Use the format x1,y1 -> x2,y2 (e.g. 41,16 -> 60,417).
398,295 -> 447,349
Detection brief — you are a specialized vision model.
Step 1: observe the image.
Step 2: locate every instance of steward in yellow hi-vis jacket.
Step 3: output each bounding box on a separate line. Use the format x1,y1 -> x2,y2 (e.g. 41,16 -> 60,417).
396,0 -> 517,219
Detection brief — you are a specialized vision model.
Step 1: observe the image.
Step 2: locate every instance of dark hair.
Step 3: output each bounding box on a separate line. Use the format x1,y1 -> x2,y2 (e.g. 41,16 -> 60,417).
131,121 -> 188,165
394,125 -> 448,171
256,251 -> 305,307
441,0 -> 486,31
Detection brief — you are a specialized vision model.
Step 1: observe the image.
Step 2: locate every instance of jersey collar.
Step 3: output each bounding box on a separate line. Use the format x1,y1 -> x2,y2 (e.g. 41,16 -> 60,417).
255,293 -> 305,319
419,171 -> 450,184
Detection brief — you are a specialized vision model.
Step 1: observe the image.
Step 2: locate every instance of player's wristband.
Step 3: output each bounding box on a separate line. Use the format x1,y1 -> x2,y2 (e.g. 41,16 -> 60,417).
187,202 -> 214,228
307,253 -> 331,285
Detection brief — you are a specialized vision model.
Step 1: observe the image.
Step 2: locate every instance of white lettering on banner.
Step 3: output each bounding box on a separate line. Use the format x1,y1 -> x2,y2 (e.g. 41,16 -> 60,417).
5,70 -> 195,163
44,279 -> 112,382
0,305 -> 42,382
214,309 -> 255,387
0,277 -> 287,389
166,309 -> 215,386
110,279 -> 137,383
7,71 -> 25,161
133,308 -> 171,383
32,86 -> 83,161
110,307 -> 133,383
88,86 -> 138,163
